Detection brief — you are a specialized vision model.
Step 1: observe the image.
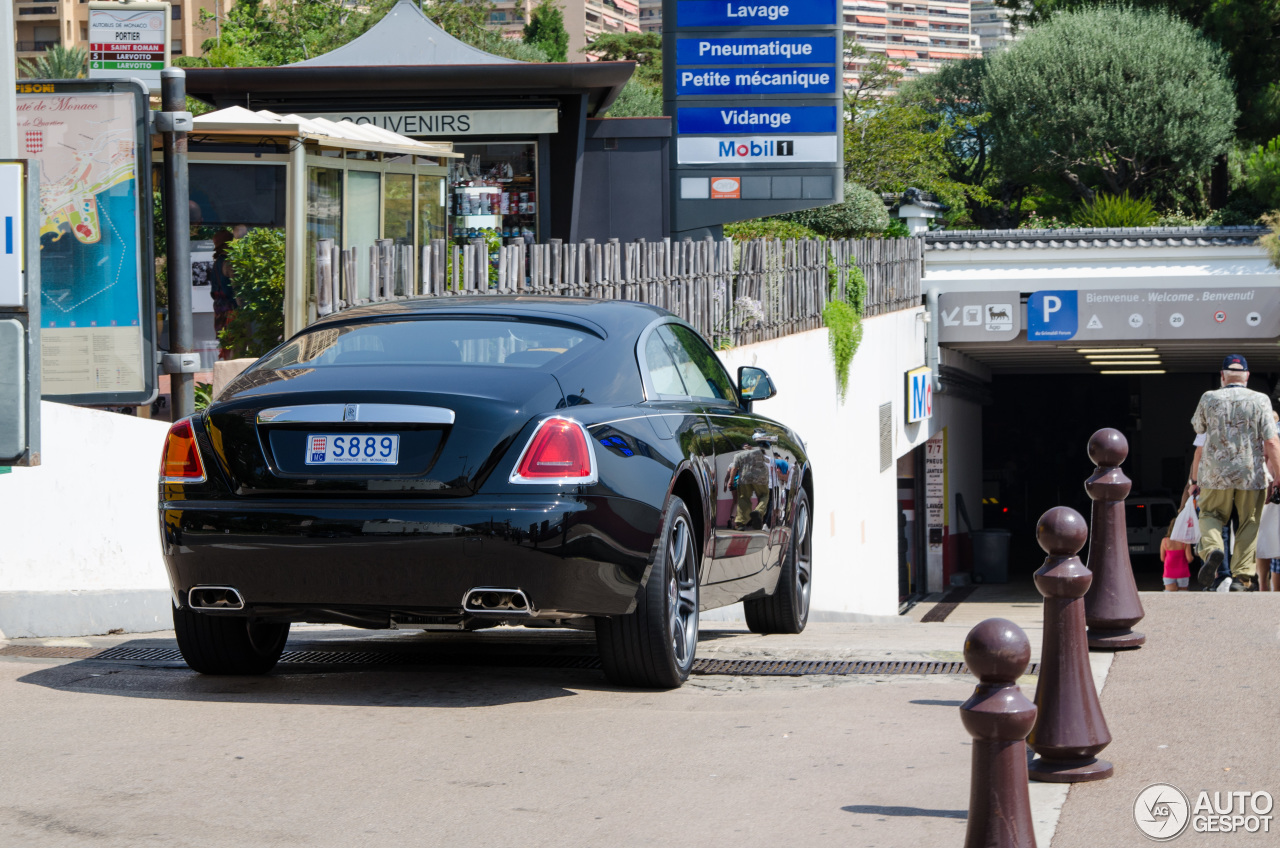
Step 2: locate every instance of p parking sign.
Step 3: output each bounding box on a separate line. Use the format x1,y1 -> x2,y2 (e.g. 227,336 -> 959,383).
1028,290 -> 1079,341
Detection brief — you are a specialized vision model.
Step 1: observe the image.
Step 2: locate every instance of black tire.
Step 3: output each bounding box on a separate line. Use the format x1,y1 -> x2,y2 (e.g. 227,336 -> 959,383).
595,496 -> 699,689
745,487 -> 812,635
173,605 -> 290,675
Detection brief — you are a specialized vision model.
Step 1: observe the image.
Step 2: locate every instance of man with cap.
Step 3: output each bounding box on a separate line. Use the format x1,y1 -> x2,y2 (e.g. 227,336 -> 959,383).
1189,354 -> 1280,590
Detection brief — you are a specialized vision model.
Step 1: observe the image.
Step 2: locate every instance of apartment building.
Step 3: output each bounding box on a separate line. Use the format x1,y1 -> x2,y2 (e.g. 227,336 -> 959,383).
13,0 -> 223,65
638,0 -> 659,33
489,0 -> 641,57
970,0 -> 1014,55
843,0 -> 981,90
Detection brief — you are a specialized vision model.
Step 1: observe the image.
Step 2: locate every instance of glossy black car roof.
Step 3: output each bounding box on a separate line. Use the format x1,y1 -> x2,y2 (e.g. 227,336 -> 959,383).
311,296 -> 675,340
305,297 -> 678,406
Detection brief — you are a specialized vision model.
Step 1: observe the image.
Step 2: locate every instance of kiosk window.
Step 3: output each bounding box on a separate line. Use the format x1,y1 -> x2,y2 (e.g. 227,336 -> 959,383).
451,142 -> 537,243
348,171 -> 381,300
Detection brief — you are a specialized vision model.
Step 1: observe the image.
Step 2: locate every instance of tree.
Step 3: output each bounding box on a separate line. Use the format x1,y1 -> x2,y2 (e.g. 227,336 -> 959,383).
982,7 -> 1237,202
842,40 -> 901,113
777,182 -> 891,237
586,32 -> 661,86
900,58 -> 1028,228
843,97 -> 966,212
189,0 -> 548,68
19,45 -> 87,79
523,0 -> 569,62
603,79 -> 663,117
998,0 -> 1280,144
589,32 -> 663,117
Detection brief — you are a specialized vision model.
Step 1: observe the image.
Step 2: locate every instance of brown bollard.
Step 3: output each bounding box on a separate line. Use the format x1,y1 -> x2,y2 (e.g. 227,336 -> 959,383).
1082,428 -> 1146,649
1028,506 -> 1114,783
961,618 -> 1038,848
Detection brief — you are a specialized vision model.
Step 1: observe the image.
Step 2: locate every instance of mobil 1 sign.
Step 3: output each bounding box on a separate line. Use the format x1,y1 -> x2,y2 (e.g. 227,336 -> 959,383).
664,0 -> 842,233
673,0 -> 838,27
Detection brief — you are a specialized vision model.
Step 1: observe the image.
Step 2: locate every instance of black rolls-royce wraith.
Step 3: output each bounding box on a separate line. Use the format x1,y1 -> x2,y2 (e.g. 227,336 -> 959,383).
159,297 -> 813,688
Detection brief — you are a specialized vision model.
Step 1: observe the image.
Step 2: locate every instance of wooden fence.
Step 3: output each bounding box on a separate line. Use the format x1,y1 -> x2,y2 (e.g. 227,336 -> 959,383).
315,236 -> 923,347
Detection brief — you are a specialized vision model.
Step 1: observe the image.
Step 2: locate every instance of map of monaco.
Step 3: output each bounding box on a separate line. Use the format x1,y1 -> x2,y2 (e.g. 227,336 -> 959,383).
15,90 -> 141,327
16,88 -> 146,397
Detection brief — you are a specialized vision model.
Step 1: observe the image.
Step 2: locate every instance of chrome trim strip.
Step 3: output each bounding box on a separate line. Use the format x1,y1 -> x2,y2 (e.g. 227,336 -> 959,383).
257,404 -> 456,425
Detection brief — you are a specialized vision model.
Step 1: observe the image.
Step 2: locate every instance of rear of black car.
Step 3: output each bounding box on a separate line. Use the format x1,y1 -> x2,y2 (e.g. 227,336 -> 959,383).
159,312 -> 661,631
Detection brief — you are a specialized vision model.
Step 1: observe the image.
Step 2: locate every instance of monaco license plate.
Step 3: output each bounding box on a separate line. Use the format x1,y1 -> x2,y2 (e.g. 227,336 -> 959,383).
305,434 -> 399,465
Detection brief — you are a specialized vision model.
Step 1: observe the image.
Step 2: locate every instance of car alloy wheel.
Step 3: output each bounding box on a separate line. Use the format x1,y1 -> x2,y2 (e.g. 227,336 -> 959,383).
595,496 -> 700,688
667,513 -> 698,670
744,487 -> 811,634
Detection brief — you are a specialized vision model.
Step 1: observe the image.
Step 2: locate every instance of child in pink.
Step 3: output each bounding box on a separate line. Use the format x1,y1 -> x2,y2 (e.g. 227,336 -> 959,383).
1159,520 -> 1192,590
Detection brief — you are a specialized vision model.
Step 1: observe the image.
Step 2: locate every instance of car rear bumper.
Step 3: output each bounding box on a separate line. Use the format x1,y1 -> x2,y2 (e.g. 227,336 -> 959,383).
159,495 -> 661,619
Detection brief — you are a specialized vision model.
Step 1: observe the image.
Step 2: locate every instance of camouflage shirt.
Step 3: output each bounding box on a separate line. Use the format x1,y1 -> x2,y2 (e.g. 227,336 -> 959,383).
1191,386 -> 1278,490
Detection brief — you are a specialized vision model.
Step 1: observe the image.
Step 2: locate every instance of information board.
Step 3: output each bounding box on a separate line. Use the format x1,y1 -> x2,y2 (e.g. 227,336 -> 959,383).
87,2 -> 171,93
14,79 -> 156,406
664,0 -> 844,234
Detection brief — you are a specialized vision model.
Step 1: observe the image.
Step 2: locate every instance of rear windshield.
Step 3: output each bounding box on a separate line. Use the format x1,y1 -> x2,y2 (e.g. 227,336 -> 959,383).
252,318 -> 598,372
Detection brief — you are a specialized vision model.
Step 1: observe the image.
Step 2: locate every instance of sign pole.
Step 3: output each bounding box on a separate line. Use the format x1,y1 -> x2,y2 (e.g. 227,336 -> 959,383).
161,68 -> 195,419
0,0 -> 18,158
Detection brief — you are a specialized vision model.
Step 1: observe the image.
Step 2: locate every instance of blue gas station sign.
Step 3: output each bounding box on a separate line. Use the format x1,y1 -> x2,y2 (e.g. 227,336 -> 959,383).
674,36 -> 839,65
677,105 -> 839,134
664,0 -> 843,234
675,0 -> 839,28
675,66 -> 837,95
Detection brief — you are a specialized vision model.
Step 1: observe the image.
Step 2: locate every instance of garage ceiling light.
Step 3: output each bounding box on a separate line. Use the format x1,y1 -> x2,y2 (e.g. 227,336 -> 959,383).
1085,353 -> 1161,359
1091,360 -> 1164,366
1076,347 -> 1156,354
1099,369 -> 1167,375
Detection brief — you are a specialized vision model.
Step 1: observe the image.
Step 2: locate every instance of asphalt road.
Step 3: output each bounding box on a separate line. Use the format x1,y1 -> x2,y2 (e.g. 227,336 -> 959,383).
0,625 -> 981,848
2,594 -> 1273,847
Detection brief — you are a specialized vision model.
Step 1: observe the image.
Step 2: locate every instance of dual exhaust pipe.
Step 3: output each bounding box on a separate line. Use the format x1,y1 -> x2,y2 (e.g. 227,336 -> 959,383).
463,587 -> 532,615
189,585 -> 532,617
188,585 -> 245,610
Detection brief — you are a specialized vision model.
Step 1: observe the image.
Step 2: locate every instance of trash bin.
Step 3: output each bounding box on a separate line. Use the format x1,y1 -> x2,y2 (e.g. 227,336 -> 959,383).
972,529 -> 1012,584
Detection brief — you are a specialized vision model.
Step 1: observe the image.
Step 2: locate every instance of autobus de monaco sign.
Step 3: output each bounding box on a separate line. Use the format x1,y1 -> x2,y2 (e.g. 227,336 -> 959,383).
87,2 -> 171,93
663,0 -> 843,233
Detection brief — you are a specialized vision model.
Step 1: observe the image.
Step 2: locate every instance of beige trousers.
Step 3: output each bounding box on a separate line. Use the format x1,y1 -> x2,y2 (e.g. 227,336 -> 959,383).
1197,487 -> 1266,579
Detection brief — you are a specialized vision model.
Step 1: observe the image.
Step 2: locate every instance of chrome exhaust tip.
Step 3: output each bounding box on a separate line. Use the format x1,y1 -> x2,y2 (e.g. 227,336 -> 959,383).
462,587 -> 532,615
188,585 -> 245,610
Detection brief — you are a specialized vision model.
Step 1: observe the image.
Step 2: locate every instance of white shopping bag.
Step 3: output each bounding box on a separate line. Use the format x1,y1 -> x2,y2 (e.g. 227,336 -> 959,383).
1257,502 -> 1280,560
1170,498 -> 1200,545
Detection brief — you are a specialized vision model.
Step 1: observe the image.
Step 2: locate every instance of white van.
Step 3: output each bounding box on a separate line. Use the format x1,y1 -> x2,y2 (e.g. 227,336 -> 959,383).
1126,498 -> 1179,562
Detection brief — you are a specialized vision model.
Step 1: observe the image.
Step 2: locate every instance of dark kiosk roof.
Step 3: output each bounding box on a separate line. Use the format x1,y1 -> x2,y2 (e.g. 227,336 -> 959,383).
184,0 -> 633,116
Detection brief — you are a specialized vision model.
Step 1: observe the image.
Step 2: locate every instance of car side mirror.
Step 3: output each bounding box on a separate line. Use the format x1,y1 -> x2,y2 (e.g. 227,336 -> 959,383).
738,366 -> 777,408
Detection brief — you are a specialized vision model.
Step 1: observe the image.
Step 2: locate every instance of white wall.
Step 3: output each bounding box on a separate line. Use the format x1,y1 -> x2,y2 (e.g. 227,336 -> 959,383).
2,311 -> 932,634
718,307 -> 929,619
0,402 -> 172,637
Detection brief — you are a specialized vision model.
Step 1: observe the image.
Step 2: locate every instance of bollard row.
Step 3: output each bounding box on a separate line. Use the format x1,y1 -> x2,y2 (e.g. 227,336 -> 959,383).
1082,428 -> 1146,649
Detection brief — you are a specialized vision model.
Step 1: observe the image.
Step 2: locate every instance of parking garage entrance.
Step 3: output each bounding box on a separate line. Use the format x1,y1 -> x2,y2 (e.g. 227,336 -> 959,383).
925,226 -> 1280,591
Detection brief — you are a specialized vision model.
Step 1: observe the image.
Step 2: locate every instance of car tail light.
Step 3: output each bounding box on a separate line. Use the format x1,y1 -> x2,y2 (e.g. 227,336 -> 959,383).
161,418 -> 207,483
510,417 -> 597,485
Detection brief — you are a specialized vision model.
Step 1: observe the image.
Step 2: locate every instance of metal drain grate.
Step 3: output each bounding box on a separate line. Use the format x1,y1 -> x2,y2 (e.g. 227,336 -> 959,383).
0,645 -> 1037,677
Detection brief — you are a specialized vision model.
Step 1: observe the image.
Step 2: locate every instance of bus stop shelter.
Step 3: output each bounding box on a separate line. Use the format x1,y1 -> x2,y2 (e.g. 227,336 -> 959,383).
167,106 -> 458,339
